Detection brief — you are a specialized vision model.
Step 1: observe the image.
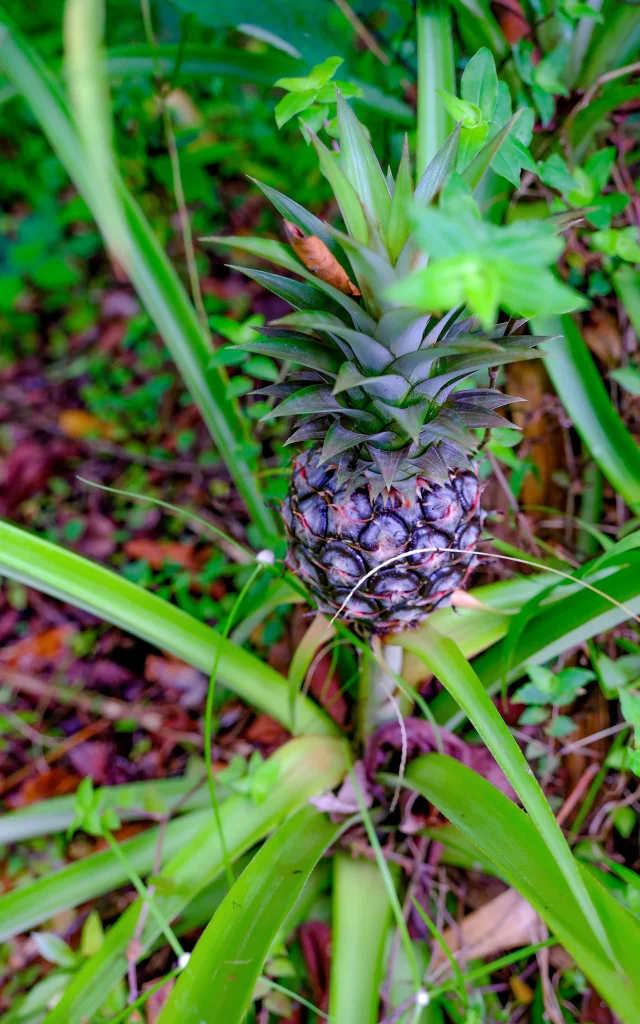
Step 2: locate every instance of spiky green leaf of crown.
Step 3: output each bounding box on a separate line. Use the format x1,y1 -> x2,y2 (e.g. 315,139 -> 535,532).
205,93 -> 578,497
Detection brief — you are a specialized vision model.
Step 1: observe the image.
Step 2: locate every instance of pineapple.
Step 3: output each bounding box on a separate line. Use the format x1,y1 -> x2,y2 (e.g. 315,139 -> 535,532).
209,96 -> 547,635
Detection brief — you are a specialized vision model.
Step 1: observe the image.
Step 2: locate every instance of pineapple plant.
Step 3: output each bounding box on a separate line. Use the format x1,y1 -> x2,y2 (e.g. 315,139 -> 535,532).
209,85 -> 582,635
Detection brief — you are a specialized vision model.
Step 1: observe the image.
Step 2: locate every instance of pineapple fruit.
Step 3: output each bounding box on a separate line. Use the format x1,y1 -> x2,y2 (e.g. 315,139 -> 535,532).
210,95 -> 547,635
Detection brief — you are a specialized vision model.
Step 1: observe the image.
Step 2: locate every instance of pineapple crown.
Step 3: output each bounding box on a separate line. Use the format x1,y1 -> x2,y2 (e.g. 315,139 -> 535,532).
206,81 -> 585,497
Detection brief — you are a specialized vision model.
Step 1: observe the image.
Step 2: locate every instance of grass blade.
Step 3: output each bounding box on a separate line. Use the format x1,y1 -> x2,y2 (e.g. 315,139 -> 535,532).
158,807 -> 339,1024
536,314 -> 640,514
0,520 -> 337,736
394,623 -> 617,966
43,737 -> 348,1024
0,7 -> 276,539
393,754 -> 640,1023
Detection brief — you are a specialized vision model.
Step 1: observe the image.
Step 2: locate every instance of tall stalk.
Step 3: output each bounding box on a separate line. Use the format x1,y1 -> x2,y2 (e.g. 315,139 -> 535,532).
357,642 -> 408,739
416,0 -> 455,178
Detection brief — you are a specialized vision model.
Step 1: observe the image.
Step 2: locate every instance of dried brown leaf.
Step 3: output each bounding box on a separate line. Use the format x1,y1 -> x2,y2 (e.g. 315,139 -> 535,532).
125,538 -> 200,570
510,975 -> 534,1004
0,625 -> 75,670
493,0 -> 531,44
145,655 -> 207,707
582,308 -> 623,368
429,888 -> 541,970
58,409 -> 114,439
245,713 -> 290,749
5,767 -> 81,808
283,220 -> 360,297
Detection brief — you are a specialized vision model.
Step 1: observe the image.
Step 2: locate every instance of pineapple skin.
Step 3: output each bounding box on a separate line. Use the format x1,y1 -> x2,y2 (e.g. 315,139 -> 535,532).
283,448 -> 483,635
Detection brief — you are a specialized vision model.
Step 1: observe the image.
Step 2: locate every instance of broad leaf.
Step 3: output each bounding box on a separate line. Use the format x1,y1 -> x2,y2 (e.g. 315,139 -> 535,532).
275,87 -> 318,127
460,47 -> 498,121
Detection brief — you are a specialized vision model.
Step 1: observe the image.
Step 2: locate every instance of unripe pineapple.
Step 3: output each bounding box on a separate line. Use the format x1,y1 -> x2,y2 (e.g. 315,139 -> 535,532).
210,95 -> 546,635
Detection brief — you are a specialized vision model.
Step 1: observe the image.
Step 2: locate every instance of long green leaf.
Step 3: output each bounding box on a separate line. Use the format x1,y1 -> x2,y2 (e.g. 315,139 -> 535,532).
0,9 -> 275,539
337,91 -> 391,234
570,82 -> 640,161
394,624 -> 616,965
0,521 -> 336,736
310,129 -> 370,246
107,43 -> 302,84
399,571 -> 558,686
461,110 -> 522,191
330,855 -> 395,1024
231,264 -> 347,318
536,315 -> 640,514
449,0 -> 508,63
613,265 -> 640,339
0,777 -> 212,845
0,49 -> 414,123
0,811 -> 207,942
158,807 -> 338,1024
44,737 -> 347,1024
206,234 -> 375,333
249,177 -> 347,263
429,563 -> 640,726
578,3 -> 640,86
387,139 -> 414,261
414,123 -> 461,204
396,755 -> 640,1023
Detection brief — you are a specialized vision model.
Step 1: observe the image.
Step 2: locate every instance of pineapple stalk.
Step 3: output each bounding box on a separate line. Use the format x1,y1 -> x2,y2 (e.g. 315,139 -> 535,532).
357,640 -> 408,739
416,0 -> 455,175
